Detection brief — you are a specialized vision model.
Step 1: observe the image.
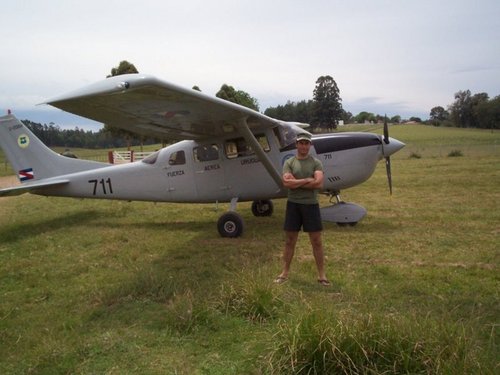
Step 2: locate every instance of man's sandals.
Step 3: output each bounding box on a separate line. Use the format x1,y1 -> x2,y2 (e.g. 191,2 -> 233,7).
317,279 -> 331,286
273,276 -> 288,284
273,276 -> 331,286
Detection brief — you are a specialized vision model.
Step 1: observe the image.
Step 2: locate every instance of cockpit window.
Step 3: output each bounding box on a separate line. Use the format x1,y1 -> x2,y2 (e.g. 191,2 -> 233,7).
142,150 -> 160,165
169,150 -> 186,165
273,124 -> 300,151
193,144 -> 219,162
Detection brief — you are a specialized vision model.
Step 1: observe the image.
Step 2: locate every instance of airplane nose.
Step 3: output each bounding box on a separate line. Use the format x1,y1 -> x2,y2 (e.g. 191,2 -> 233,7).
383,137 -> 405,157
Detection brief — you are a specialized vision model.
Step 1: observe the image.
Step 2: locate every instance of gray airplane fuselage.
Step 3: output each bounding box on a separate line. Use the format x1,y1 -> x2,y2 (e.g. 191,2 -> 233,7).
32,128 -> 403,203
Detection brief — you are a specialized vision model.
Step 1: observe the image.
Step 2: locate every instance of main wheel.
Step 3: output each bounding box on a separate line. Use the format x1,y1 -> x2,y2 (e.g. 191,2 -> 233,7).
217,212 -> 244,238
251,200 -> 274,217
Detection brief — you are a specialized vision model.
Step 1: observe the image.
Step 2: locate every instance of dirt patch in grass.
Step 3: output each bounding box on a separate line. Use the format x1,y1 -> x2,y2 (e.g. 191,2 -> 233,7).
0,175 -> 18,188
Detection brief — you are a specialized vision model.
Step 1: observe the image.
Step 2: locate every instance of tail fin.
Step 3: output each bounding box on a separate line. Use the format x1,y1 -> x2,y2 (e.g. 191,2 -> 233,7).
0,114 -> 108,182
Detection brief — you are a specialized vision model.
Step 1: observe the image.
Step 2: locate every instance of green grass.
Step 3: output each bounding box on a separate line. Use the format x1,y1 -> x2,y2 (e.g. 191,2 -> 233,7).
0,125 -> 499,373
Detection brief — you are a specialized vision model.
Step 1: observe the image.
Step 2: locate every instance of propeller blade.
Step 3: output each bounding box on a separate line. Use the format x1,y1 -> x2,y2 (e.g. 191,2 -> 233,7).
385,156 -> 393,195
383,115 -> 389,144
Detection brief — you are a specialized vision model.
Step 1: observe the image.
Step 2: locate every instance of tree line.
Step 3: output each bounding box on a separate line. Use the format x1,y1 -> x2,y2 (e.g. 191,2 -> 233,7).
23,120 -> 156,149
430,91 -> 499,129
266,87 -> 499,129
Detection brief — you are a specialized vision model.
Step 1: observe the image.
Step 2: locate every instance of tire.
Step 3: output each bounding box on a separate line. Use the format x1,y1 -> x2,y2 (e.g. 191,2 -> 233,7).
251,200 -> 274,217
217,212 -> 244,238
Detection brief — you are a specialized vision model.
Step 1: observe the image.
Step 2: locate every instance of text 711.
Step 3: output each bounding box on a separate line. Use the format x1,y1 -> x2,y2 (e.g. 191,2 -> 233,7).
88,178 -> 113,195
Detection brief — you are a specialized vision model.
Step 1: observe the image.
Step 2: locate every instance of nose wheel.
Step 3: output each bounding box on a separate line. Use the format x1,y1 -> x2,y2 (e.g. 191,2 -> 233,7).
251,199 -> 274,217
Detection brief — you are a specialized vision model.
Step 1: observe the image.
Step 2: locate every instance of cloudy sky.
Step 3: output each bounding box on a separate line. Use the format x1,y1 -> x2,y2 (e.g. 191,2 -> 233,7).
1,0 -> 499,130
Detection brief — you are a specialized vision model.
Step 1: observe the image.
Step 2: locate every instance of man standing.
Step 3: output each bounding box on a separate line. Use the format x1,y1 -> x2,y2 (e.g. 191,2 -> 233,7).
274,132 -> 330,286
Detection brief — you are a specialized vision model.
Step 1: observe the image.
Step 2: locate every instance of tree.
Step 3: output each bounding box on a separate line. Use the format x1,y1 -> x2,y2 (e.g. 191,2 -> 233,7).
390,115 -> 401,124
429,106 -> 449,126
474,95 -> 500,129
353,111 -> 376,123
341,110 -> 353,124
264,100 -> 314,123
312,75 -> 343,130
105,61 -> 140,148
449,90 -> 491,128
449,90 -> 474,128
216,84 -> 259,111
107,60 -> 139,77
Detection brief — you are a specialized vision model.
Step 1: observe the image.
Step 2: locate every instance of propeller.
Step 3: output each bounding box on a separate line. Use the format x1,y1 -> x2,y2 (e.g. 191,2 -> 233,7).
383,115 -> 393,195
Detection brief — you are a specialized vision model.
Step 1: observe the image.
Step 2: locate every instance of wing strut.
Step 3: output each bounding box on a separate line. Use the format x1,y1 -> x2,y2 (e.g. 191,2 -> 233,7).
236,118 -> 283,190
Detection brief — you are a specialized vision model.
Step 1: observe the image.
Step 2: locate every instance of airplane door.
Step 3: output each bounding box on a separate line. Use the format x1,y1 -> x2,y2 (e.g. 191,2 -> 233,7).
192,143 -> 230,202
222,131 -> 281,200
163,145 -> 196,202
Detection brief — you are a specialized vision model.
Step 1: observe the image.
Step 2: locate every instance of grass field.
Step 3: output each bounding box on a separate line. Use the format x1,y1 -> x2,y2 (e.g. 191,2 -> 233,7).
0,125 -> 499,374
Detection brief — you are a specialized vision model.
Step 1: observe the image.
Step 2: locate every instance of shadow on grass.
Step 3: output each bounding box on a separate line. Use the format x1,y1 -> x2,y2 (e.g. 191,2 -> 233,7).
0,210 -> 110,244
82,214 -> 281,323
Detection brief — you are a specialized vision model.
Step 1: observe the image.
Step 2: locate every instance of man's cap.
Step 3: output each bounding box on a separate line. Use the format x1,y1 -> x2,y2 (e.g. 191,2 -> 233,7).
296,133 -> 312,142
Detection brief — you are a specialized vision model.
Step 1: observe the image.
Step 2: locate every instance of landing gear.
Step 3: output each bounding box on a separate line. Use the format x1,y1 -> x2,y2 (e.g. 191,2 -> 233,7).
217,198 -> 274,237
217,211 -> 244,238
217,197 -> 244,238
320,191 -> 367,226
251,199 -> 273,217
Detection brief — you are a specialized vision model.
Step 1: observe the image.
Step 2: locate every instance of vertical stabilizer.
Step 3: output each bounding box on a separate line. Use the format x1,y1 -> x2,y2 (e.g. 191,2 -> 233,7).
0,114 -> 108,182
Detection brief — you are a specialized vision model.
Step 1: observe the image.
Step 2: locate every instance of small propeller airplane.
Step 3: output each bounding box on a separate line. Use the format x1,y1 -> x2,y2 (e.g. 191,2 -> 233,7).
0,74 -> 405,237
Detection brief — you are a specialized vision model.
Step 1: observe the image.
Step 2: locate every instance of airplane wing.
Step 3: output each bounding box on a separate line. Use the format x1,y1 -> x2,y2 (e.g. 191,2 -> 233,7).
45,74 -> 281,141
0,179 -> 69,197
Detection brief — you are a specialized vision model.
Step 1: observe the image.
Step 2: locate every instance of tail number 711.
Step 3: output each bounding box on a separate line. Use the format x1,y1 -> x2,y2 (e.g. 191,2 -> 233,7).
88,178 -> 113,195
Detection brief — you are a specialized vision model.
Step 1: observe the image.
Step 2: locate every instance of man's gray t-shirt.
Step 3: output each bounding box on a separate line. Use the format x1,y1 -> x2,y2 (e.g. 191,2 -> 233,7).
283,156 -> 323,204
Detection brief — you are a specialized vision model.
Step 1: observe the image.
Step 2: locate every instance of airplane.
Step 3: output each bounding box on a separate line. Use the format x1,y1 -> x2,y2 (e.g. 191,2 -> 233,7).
0,74 -> 405,237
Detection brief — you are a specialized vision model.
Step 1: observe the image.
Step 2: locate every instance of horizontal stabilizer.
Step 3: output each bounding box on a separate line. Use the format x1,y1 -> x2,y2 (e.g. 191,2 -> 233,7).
0,179 -> 69,197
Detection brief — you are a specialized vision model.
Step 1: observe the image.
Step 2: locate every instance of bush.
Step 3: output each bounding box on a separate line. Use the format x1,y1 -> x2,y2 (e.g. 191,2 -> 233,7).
216,275 -> 286,323
448,149 -> 463,157
266,310 -> 483,374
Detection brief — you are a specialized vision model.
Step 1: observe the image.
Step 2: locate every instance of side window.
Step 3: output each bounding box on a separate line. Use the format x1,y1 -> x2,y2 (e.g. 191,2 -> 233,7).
224,134 -> 270,159
168,150 -> 186,165
256,134 -> 271,152
225,137 -> 251,159
193,144 -> 219,162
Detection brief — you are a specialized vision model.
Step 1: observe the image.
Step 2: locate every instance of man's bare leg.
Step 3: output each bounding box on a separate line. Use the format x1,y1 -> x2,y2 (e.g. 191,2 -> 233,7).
277,231 -> 299,280
309,231 -> 328,282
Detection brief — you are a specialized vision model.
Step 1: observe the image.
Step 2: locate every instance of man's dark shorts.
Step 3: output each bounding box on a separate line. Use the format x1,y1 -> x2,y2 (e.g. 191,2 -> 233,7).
284,201 -> 323,232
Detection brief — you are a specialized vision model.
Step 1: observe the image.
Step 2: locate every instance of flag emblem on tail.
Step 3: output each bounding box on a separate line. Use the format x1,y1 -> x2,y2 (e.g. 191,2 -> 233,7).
17,134 -> 30,148
19,168 -> 34,182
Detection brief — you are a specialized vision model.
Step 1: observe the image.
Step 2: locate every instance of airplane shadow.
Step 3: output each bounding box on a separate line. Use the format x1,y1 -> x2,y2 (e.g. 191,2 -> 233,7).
0,210 -> 107,245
